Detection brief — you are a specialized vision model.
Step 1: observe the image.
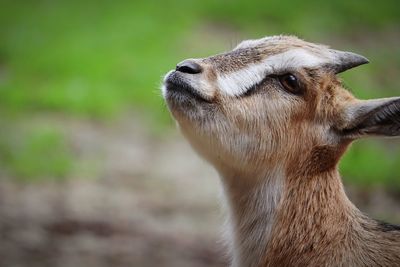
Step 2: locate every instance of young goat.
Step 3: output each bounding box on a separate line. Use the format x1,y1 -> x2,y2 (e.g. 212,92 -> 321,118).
161,35 -> 400,267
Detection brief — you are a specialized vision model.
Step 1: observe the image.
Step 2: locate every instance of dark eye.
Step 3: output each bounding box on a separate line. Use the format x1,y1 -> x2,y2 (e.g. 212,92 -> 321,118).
279,74 -> 302,95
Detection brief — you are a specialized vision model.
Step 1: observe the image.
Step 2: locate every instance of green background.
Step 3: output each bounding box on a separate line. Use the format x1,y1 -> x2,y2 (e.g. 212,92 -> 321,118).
1,0 -> 400,189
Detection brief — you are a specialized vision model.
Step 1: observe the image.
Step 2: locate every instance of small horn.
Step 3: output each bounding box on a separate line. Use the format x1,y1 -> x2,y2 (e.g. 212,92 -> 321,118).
328,50 -> 369,74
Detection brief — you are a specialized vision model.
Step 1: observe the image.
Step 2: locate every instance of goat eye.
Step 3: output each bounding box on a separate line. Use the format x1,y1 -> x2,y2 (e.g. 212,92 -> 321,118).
279,74 -> 302,94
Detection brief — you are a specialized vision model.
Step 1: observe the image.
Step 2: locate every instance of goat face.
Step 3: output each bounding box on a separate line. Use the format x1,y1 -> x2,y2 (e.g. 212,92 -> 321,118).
162,35 -> 399,176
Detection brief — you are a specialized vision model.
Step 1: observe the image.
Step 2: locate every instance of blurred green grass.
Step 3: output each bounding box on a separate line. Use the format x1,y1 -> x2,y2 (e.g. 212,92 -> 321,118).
0,125 -> 73,181
0,0 -> 400,186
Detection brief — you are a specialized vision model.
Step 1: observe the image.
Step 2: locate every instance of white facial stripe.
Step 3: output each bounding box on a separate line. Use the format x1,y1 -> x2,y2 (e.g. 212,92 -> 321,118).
217,63 -> 271,97
267,49 -> 327,70
217,48 -> 329,96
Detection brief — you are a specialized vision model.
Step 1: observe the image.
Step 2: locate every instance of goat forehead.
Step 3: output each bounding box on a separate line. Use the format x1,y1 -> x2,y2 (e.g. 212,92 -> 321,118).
205,48 -> 265,72
234,35 -> 306,49
206,38 -> 328,73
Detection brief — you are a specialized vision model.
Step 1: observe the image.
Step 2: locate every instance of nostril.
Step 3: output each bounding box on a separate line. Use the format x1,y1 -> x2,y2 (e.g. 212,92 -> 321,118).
176,60 -> 202,74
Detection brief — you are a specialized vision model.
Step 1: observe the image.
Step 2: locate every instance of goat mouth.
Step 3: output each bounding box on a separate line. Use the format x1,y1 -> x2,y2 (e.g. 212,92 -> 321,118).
164,71 -> 211,103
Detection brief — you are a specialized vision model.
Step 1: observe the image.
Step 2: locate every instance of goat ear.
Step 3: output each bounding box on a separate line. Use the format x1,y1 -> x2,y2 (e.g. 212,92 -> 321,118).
327,50 -> 369,74
340,97 -> 400,138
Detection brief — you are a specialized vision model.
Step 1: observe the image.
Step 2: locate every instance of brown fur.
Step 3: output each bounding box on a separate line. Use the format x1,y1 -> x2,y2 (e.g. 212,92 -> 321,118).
162,35 -> 400,267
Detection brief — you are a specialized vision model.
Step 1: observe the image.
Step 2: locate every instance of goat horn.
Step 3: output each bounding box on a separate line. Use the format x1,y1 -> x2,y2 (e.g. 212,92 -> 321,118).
328,50 -> 369,74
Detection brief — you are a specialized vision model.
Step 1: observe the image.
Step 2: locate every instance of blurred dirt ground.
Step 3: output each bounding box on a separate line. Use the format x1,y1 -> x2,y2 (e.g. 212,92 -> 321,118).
0,114 -> 226,267
0,114 -> 399,267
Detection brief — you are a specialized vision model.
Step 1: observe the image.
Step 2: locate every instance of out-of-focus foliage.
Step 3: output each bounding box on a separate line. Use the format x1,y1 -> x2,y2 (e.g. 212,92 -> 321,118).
0,0 -> 399,186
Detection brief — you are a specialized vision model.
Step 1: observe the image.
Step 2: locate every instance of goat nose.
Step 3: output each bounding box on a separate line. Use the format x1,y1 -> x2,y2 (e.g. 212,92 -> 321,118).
176,60 -> 202,74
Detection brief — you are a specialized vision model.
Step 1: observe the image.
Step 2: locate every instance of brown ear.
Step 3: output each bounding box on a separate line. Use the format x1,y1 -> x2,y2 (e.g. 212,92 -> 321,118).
340,97 -> 400,138
327,50 -> 369,74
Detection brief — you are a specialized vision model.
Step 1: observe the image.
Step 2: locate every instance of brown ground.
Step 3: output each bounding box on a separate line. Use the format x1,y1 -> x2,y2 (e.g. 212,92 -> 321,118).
0,114 -> 399,267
